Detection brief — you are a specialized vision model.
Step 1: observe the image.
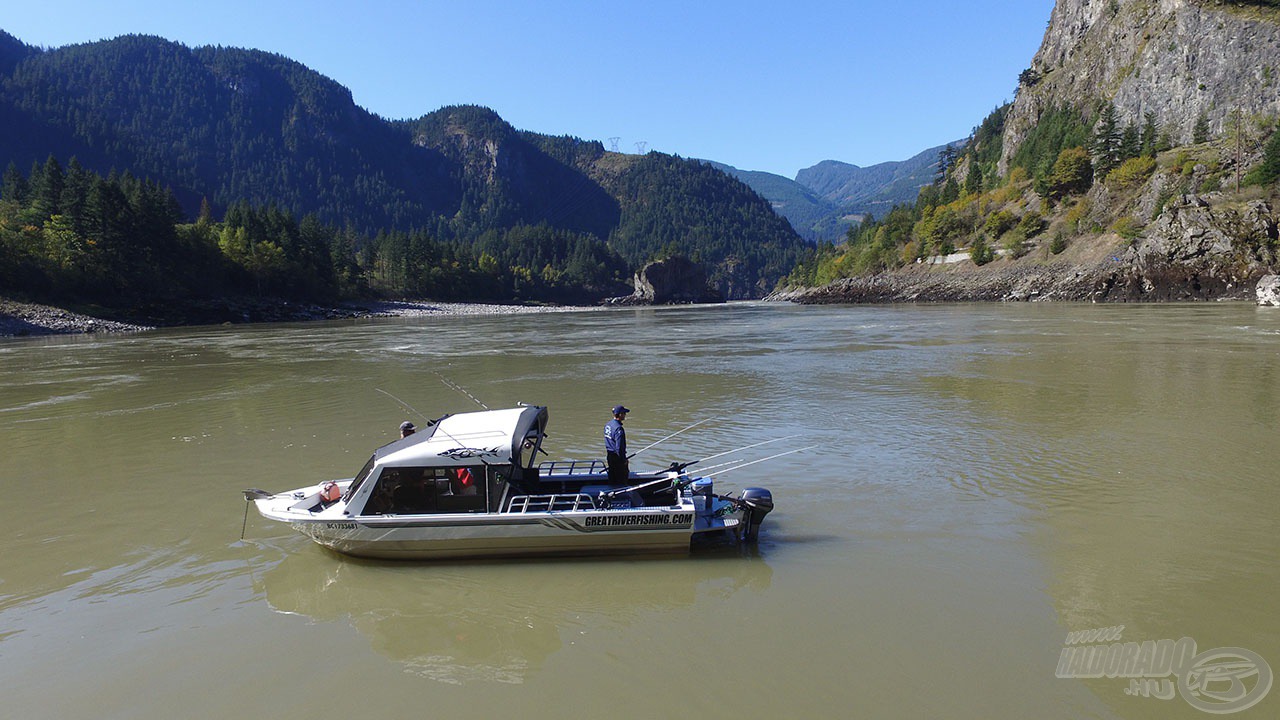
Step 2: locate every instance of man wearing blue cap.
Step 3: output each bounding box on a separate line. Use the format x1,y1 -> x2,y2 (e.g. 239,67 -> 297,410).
604,405 -> 630,482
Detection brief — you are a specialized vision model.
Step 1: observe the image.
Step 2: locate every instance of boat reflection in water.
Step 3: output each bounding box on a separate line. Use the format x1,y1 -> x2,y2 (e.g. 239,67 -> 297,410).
253,547 -> 773,683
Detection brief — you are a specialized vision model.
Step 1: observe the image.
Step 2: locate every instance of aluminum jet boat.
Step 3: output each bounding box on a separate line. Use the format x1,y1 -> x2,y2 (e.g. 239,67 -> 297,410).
243,405 -> 775,560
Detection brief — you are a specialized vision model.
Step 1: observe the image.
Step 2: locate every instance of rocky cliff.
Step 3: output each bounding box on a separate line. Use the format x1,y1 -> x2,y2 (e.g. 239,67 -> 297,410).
1002,0 -> 1280,173
605,256 -> 724,305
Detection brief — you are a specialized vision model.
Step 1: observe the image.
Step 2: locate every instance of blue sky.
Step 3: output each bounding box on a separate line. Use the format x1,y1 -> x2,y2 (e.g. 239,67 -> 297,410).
4,0 -> 1055,178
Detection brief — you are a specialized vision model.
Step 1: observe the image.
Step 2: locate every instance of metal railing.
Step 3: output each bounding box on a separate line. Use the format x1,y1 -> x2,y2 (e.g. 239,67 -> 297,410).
506,493 -> 597,513
537,460 -> 606,476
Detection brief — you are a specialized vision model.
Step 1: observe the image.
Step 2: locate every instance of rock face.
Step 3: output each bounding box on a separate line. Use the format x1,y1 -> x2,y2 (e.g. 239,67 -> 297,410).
1002,0 -> 1280,173
606,256 -> 724,305
1258,274 -> 1280,305
772,196 -> 1278,305
1093,198 -> 1276,301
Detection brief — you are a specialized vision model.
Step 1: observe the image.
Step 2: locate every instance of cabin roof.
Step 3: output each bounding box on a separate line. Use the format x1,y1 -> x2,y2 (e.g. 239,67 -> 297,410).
376,406 -> 546,468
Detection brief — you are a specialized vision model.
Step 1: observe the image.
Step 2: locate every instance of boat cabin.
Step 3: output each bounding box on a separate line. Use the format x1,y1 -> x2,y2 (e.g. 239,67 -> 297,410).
340,405 -> 548,516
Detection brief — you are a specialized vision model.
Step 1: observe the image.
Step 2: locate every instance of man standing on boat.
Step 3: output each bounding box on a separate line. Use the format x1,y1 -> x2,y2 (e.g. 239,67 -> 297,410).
604,405 -> 630,482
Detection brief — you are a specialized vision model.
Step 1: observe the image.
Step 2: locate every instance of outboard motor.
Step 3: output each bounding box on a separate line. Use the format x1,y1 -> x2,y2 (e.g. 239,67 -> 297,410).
738,487 -> 774,541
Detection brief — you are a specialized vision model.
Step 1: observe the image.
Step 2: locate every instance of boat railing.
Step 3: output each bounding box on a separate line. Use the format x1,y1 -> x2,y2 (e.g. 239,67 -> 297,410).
506,493 -> 597,513
538,459 -> 606,477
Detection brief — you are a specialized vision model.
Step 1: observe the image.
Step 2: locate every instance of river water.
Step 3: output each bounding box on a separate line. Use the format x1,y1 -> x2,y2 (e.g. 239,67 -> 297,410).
1,302 -> 1277,719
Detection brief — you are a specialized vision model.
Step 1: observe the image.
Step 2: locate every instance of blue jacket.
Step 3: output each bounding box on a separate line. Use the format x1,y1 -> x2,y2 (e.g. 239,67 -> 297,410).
604,419 -> 627,456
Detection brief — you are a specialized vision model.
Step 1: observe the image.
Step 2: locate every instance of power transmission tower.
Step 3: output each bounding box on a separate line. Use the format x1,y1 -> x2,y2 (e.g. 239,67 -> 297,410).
609,137 -> 621,152
634,141 -> 648,154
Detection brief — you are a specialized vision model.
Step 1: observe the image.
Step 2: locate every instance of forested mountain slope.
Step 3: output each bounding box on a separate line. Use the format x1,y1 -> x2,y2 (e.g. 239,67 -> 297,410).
0,31 -> 805,300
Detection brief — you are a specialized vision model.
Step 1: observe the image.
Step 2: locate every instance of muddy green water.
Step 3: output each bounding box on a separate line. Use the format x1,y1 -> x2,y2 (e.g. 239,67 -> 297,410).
1,302 -> 1277,719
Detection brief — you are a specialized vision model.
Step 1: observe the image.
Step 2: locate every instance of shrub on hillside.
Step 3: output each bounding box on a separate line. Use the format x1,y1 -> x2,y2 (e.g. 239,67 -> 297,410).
1112,215 -> 1145,241
1047,147 -> 1094,199
1002,228 -> 1029,258
970,236 -> 996,265
1018,211 -> 1045,238
1106,156 -> 1157,191
983,210 -> 1017,237
1049,230 -> 1069,255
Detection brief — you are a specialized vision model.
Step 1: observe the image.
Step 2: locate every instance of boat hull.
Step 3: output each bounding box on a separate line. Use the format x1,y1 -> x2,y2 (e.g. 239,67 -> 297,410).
272,506 -> 721,560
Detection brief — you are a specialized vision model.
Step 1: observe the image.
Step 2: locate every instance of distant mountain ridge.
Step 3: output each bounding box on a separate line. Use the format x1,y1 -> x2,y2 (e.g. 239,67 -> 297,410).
0,30 -> 805,298
702,161 -> 846,242
706,143 -> 955,242
795,142 -> 958,213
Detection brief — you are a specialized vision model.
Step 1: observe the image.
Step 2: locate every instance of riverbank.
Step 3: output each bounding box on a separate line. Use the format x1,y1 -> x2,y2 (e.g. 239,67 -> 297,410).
0,299 -> 155,337
772,203 -> 1276,305
768,261 -> 1110,304
0,297 -> 601,338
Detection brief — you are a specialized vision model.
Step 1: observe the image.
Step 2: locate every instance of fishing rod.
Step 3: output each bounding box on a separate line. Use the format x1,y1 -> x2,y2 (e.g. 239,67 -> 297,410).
672,451 -> 791,477
654,435 -> 801,475
687,434 -> 801,467
628,417 -> 716,459
603,443 -> 815,501
673,445 -> 819,482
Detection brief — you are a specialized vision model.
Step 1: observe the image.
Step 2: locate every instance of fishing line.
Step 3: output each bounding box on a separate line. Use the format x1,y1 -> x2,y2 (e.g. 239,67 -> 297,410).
376,387 -> 435,424
432,371 -> 489,410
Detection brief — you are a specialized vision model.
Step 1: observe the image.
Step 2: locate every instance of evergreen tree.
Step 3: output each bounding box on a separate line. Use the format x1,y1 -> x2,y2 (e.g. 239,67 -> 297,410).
935,146 -> 956,186
1193,113 -> 1211,144
1092,104 -> 1123,177
197,197 -> 213,226
1140,112 -> 1160,157
965,160 -> 983,195
2,162 -> 29,204
1246,126 -> 1280,186
940,177 -> 960,204
1119,124 -> 1141,162
60,157 -> 92,236
32,155 -> 65,221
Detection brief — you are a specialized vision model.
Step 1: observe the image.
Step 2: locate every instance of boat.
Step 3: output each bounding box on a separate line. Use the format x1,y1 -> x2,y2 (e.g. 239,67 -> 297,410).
243,405 -> 776,560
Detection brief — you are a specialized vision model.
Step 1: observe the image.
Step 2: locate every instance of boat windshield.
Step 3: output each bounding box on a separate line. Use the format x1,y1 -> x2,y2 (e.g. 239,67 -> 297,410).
341,455 -> 377,501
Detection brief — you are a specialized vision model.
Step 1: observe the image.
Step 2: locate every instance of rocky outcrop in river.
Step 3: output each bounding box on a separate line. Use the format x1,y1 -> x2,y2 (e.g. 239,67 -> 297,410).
605,256 -> 724,305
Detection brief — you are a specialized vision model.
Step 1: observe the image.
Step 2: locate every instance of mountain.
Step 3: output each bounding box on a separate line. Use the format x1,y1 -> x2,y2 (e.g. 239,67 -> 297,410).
0,32 -> 805,299
795,143 -> 957,216
0,30 -> 35,75
702,161 -> 850,242
707,143 -> 954,243
783,0 -> 1280,304
1001,0 -> 1280,172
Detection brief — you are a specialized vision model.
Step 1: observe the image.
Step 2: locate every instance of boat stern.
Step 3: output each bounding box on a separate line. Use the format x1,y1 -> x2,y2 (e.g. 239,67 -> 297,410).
689,478 -> 774,541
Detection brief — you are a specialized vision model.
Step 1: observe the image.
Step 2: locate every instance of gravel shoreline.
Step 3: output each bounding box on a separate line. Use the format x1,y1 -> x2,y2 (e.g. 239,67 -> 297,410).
0,297 -> 603,338
0,299 -> 155,337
